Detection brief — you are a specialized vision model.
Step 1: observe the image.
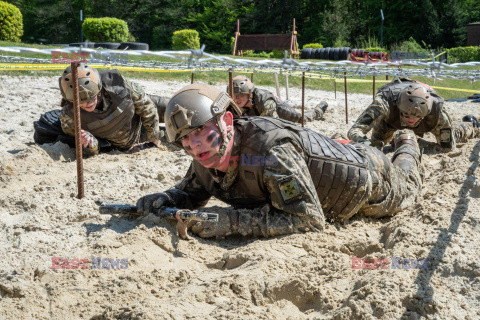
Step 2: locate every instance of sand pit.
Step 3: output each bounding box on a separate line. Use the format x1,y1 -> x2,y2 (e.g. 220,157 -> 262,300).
1,74 -> 479,319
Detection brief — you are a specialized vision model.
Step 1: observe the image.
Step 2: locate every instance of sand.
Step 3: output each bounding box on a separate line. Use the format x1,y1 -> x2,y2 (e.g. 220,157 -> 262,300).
1,74 -> 479,319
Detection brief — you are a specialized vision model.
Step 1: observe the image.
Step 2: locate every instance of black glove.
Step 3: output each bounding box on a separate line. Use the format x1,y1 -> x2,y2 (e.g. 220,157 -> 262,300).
136,193 -> 174,216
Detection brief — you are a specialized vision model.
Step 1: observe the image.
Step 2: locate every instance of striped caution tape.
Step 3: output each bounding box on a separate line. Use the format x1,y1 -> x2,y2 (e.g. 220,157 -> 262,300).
0,63 -> 194,73
1,63 -> 477,93
332,78 -> 478,93
429,85 -> 480,94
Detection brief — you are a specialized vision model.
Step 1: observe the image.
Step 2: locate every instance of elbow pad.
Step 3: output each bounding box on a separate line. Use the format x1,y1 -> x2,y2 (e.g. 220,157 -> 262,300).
439,128 -> 453,149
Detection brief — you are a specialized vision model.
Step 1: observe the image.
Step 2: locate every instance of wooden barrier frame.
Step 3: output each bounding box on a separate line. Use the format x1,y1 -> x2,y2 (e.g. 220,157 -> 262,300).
232,19 -> 299,58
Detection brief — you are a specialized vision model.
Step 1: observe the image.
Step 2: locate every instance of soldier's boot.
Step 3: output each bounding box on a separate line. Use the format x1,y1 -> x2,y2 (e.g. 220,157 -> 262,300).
462,115 -> 480,128
392,129 -> 421,174
314,101 -> 328,120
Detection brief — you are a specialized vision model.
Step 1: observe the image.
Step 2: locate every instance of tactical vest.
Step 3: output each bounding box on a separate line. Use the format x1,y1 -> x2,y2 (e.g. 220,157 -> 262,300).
64,70 -> 140,144
380,79 -> 444,135
192,117 -> 372,220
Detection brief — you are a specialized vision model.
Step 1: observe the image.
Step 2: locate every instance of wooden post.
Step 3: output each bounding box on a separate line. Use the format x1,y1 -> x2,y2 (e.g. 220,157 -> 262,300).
233,20 -> 240,56
191,71 -> 194,84
250,72 -> 254,83
372,75 -> 375,100
344,71 -> 348,124
289,19 -> 296,59
285,74 -> 289,101
301,71 -> 305,127
228,69 -> 234,99
71,62 -> 84,199
274,73 -> 280,98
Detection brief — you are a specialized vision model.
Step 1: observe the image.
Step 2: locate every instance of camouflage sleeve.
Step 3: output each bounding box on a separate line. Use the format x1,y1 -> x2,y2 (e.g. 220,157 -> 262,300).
59,109 -> 75,136
431,109 -> 455,150
347,95 -> 390,142
189,141 -> 325,239
164,163 -> 212,209
125,79 -> 161,142
259,99 -> 279,117
59,109 -> 99,156
260,140 -> 325,236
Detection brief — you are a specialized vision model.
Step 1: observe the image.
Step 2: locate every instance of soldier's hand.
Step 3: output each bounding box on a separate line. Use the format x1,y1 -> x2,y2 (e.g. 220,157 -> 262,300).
136,193 -> 173,216
357,136 -> 372,146
152,139 -> 161,147
80,130 -> 96,149
370,140 -> 385,150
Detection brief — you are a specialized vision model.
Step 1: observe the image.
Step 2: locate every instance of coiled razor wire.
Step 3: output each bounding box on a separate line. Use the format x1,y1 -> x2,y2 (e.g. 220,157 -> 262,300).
1,45 -> 480,81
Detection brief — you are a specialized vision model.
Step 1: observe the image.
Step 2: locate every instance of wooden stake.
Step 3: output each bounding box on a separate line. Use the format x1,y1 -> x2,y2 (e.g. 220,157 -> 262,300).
71,61 -> 84,199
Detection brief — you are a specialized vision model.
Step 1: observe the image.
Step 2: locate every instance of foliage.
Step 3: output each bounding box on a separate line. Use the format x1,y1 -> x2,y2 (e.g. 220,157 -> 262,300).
82,17 -> 129,42
4,0 -> 480,50
172,29 -> 200,50
242,50 -> 271,58
186,0 -> 254,53
356,35 -> 381,51
271,50 -> 286,58
0,1 -> 23,42
364,47 -> 387,53
446,46 -> 480,63
303,43 -> 323,49
390,37 -> 429,54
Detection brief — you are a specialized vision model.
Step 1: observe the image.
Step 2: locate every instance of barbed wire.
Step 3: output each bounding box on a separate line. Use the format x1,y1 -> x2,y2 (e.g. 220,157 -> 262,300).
1,46 -> 480,81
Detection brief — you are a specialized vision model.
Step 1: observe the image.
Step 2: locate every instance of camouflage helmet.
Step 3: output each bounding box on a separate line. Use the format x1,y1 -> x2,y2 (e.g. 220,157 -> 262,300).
398,83 -> 432,118
59,63 -> 101,103
165,83 -> 242,144
231,75 -> 255,94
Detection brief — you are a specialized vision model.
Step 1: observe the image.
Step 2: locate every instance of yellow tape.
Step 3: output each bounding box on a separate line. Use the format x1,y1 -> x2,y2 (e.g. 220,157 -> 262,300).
430,86 -> 480,94
334,79 -> 390,83
0,63 -> 477,93
0,63 -> 194,73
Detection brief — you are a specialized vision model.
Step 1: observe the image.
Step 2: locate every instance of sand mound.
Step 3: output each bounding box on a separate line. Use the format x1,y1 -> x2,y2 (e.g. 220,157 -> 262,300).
0,75 -> 479,319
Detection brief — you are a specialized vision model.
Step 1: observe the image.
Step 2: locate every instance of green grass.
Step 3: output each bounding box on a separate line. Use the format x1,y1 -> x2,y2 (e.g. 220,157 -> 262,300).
1,42 -> 479,99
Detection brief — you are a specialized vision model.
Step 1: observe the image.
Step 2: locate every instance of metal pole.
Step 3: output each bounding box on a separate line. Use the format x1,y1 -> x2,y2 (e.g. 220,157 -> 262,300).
334,79 -> 337,99
344,71 -> 348,124
228,69 -> 234,99
285,74 -> 289,100
71,62 -> 84,199
301,72 -> 305,127
380,9 -> 384,49
80,10 -> 83,43
274,73 -> 280,98
191,71 -> 194,84
372,75 -> 376,100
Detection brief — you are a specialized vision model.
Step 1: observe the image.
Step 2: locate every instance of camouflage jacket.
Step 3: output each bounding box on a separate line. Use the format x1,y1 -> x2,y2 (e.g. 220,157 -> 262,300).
347,79 -> 454,149
59,69 -> 160,151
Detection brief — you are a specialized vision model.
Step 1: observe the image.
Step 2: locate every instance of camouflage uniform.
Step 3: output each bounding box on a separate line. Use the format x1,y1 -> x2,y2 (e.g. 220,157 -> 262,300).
161,117 -> 422,238
348,78 -> 479,150
59,69 -> 163,156
243,88 -> 325,123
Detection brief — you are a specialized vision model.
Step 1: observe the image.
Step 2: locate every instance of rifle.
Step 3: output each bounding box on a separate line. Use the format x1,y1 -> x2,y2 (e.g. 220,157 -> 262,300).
96,200 -> 218,239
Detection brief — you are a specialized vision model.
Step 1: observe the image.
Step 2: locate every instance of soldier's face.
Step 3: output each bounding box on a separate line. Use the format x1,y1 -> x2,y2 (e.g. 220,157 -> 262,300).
234,94 -> 250,108
401,112 -> 422,127
180,112 -> 234,171
79,95 -> 99,112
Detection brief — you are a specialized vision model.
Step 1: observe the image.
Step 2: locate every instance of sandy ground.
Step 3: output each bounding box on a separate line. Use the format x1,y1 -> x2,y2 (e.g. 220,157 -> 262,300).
1,74 -> 480,320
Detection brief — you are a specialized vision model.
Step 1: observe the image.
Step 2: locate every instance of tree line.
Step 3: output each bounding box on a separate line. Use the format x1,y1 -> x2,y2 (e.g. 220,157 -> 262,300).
5,0 -> 480,52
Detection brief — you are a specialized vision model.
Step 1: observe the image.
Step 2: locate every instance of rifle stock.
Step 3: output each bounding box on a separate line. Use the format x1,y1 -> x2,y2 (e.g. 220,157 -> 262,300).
96,200 -> 218,222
